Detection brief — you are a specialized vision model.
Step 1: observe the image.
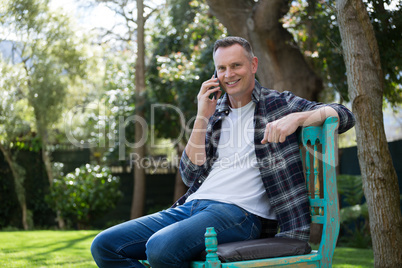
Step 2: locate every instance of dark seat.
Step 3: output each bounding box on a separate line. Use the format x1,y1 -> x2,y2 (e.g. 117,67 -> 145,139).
204,237 -> 311,262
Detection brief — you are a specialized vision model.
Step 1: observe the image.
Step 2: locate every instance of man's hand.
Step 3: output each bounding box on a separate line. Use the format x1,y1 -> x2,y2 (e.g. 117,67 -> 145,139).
261,113 -> 301,144
185,76 -> 222,166
197,76 -> 222,119
261,107 -> 339,144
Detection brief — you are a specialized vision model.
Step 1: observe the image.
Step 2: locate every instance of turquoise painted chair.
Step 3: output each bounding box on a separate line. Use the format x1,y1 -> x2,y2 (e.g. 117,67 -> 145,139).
141,117 -> 340,268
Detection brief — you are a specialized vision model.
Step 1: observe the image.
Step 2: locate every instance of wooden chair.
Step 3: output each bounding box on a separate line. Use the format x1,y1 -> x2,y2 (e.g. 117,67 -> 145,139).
190,116 -> 340,268
140,117 -> 340,268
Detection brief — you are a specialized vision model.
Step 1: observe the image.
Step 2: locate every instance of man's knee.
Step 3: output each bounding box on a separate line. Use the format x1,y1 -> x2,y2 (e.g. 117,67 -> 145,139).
146,232 -> 180,266
91,229 -> 117,262
91,231 -> 107,257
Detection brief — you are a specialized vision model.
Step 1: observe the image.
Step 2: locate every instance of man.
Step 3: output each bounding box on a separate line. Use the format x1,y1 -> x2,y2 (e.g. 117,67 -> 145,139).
91,36 -> 355,268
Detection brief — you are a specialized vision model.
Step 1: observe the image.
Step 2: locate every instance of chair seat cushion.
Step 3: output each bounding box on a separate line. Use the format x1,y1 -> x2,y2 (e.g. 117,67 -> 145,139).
212,237 -> 312,262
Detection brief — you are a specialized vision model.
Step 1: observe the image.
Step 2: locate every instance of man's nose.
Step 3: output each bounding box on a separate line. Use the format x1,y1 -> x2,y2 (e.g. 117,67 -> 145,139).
224,68 -> 235,78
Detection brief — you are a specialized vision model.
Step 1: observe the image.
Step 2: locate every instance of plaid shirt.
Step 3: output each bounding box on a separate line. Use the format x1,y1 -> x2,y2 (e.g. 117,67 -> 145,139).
176,80 -> 355,241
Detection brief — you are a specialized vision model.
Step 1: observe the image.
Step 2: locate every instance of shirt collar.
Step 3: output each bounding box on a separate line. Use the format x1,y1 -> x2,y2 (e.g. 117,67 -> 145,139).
216,93 -> 230,115
252,79 -> 262,103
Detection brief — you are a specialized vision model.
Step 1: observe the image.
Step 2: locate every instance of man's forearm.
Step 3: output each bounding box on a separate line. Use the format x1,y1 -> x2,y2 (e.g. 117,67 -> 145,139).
296,106 -> 339,128
262,106 -> 339,144
185,116 -> 209,166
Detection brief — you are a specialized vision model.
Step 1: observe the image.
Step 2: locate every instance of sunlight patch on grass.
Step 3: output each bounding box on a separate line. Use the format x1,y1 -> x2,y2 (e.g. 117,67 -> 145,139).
0,230 -> 100,267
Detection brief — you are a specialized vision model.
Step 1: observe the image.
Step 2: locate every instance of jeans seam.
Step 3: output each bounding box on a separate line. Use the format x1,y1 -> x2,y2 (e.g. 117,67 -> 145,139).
247,222 -> 259,240
234,206 -> 253,228
214,211 -> 259,241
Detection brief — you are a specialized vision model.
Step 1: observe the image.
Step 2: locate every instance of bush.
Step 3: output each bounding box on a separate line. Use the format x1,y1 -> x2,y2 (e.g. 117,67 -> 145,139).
47,164 -> 122,229
337,174 -> 371,248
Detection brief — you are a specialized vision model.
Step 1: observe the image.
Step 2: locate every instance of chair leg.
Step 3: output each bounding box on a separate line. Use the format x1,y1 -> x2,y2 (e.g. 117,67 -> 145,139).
205,227 -> 221,268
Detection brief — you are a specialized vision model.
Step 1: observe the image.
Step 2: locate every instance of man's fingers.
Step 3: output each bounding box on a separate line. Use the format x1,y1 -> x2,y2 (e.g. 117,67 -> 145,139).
200,79 -> 219,95
261,122 -> 288,144
268,122 -> 277,143
261,127 -> 268,144
262,123 -> 273,144
278,134 -> 286,143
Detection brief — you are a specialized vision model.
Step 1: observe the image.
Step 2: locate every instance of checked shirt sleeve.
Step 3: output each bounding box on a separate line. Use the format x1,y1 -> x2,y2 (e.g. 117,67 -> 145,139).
327,103 -> 355,134
283,91 -> 355,133
179,150 -> 207,187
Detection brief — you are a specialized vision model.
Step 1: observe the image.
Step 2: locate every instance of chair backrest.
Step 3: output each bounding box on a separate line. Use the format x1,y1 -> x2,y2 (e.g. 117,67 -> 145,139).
299,116 -> 339,266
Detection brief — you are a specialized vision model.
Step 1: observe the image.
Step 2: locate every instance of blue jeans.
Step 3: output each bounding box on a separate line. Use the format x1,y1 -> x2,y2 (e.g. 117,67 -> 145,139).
91,199 -> 262,268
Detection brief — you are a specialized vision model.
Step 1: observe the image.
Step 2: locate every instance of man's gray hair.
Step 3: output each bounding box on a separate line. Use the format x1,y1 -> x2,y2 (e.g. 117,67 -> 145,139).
213,36 -> 255,60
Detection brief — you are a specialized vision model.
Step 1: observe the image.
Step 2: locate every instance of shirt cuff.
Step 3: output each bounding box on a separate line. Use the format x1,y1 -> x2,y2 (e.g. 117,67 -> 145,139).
179,149 -> 206,187
327,103 -> 356,134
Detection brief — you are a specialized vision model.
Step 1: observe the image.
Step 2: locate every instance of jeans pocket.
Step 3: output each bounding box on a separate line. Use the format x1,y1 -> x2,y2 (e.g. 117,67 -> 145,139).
232,206 -> 262,240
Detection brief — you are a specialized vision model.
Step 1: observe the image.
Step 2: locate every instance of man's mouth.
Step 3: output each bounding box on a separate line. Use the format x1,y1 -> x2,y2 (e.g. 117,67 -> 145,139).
226,79 -> 240,86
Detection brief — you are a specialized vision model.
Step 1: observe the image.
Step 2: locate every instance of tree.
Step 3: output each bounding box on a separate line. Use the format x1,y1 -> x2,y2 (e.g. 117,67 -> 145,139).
147,0 -> 227,201
131,0 -> 147,219
1,0 -> 90,228
91,0 -> 158,218
286,0 -> 402,105
205,0 -> 323,100
336,0 -> 402,266
0,61 -> 32,230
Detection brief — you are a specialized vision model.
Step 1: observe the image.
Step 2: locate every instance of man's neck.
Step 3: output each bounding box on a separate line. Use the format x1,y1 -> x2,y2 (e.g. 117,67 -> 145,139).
228,83 -> 255,109
228,96 -> 252,109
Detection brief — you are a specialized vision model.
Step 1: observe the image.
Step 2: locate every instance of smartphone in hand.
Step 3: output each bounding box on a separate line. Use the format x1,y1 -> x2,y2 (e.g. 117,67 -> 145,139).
212,70 -> 222,100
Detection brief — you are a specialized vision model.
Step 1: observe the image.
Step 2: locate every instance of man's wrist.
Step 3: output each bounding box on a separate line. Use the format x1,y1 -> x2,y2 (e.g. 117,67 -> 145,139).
294,109 -> 321,127
297,107 -> 338,127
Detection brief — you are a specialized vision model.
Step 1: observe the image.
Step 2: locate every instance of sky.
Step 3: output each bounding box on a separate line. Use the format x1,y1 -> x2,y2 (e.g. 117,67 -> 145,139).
49,0 -> 120,31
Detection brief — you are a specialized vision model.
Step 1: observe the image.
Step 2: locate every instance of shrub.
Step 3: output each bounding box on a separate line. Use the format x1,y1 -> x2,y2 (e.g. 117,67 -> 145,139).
337,174 -> 371,248
47,164 -> 122,229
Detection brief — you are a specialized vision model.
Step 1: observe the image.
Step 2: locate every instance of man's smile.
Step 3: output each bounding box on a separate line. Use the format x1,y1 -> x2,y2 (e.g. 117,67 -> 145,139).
226,79 -> 241,86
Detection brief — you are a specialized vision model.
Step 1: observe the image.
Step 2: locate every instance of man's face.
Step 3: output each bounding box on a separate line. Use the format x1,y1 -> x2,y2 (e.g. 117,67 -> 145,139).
213,44 -> 258,106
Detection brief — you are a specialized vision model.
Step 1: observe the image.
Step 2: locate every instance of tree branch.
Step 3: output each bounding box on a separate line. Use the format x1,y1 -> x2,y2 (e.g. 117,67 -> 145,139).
206,0 -> 253,36
144,6 -> 158,22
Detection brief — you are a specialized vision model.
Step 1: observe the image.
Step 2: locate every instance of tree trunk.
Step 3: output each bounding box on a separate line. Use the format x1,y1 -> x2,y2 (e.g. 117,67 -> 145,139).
39,128 -> 66,229
336,1 -> 402,266
205,0 -> 322,101
0,145 -> 29,230
173,142 -> 187,202
131,0 -> 147,219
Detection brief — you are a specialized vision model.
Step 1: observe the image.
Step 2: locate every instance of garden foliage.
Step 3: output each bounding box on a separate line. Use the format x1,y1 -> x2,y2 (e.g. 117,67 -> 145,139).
47,164 -> 122,229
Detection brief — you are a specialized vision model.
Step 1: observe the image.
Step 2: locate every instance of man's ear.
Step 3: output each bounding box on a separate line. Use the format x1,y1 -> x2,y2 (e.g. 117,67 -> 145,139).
252,56 -> 258,74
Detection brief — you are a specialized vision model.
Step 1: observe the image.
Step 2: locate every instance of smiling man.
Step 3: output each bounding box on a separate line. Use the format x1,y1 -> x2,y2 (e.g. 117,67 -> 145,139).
91,36 -> 355,268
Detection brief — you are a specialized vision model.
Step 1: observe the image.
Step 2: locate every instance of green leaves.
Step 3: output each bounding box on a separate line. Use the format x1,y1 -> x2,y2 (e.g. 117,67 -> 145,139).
288,0 -> 402,105
1,0 -> 91,131
0,61 -> 33,149
47,164 -> 122,228
148,0 -> 226,139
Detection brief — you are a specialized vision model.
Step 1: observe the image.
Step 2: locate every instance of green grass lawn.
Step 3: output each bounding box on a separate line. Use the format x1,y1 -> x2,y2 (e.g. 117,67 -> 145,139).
0,230 -> 99,267
0,231 -> 373,267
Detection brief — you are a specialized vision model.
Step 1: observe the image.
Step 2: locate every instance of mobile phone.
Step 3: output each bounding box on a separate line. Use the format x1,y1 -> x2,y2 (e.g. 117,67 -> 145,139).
212,70 -> 221,100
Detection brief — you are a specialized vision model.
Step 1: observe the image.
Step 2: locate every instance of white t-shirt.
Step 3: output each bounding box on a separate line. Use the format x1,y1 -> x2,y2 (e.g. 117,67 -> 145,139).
186,101 -> 276,220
